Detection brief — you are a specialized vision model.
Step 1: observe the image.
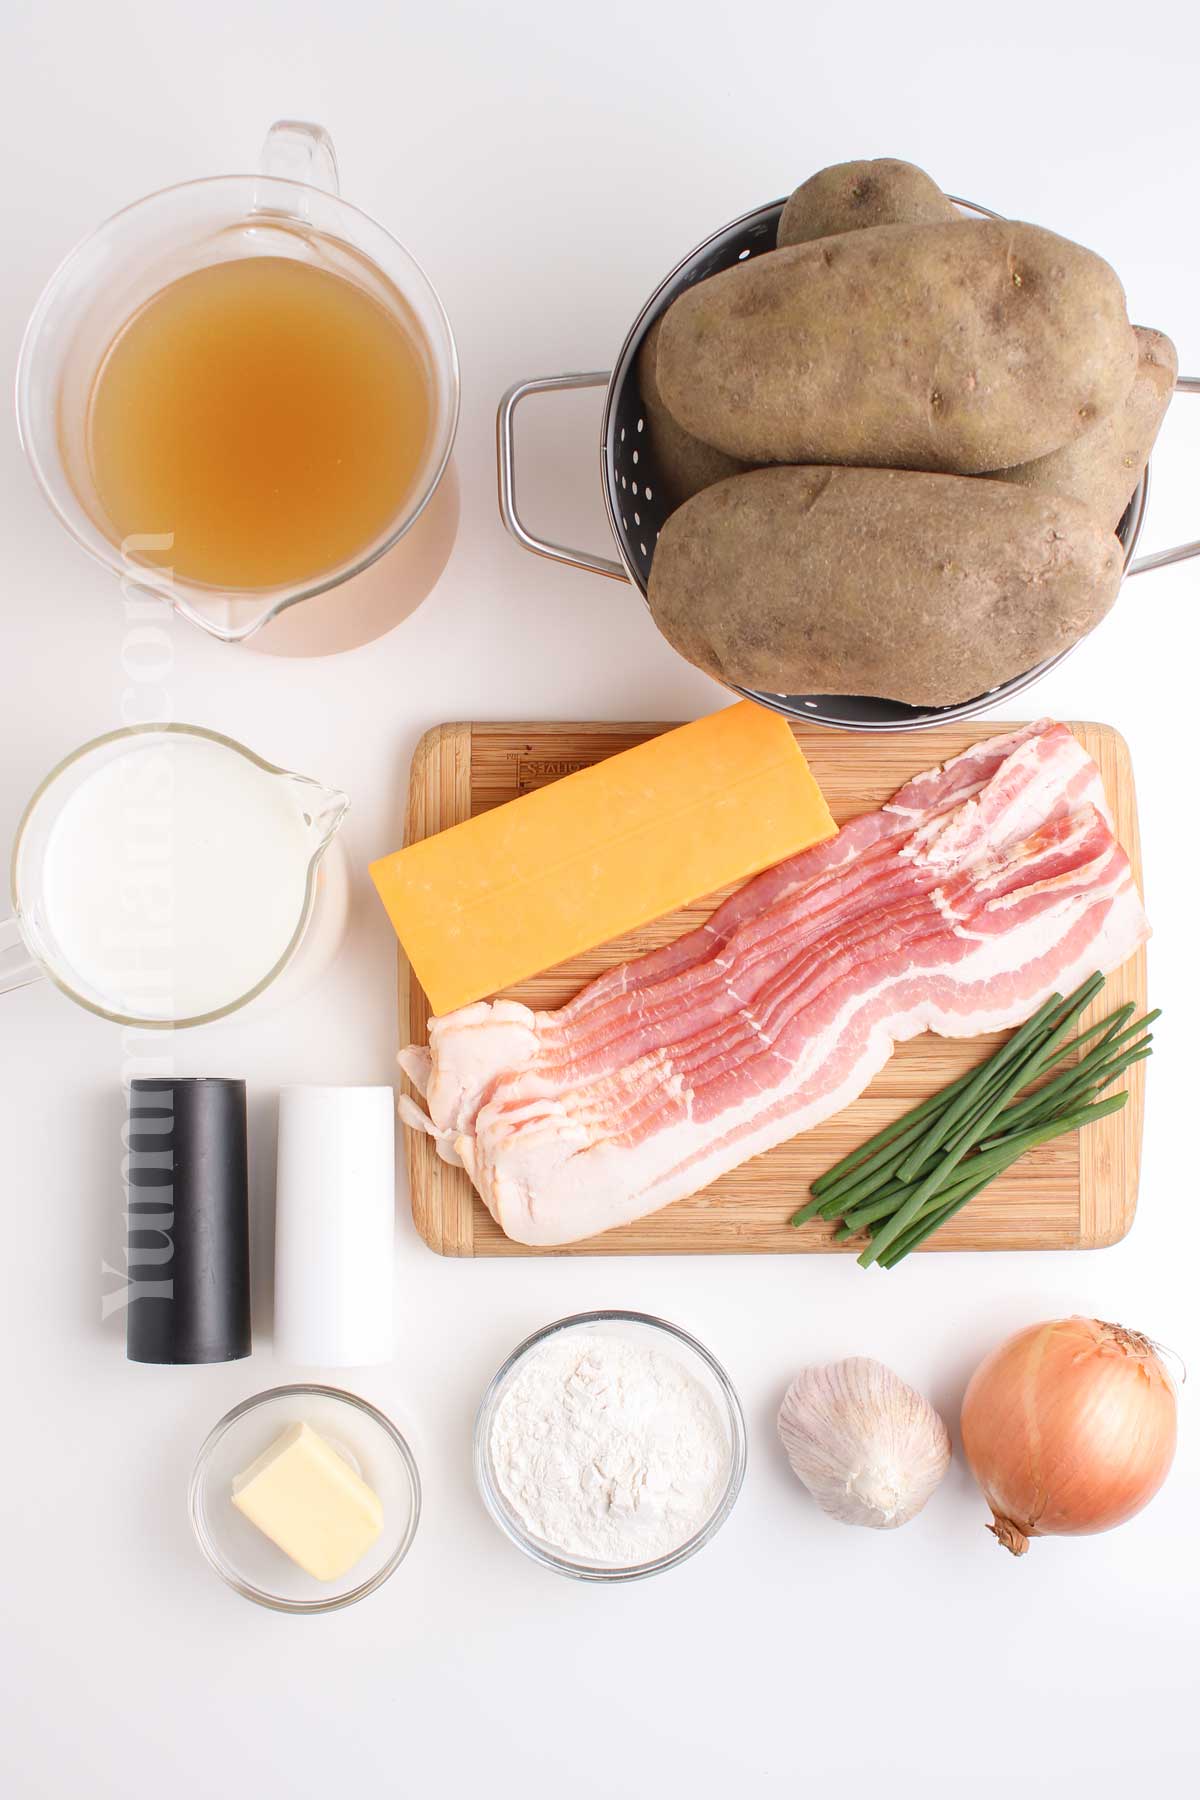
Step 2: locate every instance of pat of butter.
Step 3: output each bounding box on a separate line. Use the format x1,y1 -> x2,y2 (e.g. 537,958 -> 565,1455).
231,1421 -> 383,1582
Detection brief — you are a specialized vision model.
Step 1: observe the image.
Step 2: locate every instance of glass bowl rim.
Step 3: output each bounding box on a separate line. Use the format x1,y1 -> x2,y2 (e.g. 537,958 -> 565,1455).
473,1308 -> 747,1583
188,1382 -> 421,1614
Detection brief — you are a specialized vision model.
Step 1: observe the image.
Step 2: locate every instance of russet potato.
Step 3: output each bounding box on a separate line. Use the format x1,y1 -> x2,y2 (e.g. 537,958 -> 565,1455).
777,157 -> 957,246
646,465 -> 1125,706
656,219 -> 1137,474
636,317 -> 753,505
993,326 -> 1177,529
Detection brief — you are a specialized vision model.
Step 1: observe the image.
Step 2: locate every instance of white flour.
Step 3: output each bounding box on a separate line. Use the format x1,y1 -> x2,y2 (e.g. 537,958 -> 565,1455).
489,1332 -> 732,1564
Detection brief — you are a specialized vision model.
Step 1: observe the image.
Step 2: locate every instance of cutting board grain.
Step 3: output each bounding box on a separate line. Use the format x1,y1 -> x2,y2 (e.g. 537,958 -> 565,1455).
398,720 -> 1147,1257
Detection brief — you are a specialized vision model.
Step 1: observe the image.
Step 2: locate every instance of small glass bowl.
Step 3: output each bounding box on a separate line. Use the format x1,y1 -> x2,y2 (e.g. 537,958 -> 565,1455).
474,1310 -> 746,1583
189,1384 -> 420,1613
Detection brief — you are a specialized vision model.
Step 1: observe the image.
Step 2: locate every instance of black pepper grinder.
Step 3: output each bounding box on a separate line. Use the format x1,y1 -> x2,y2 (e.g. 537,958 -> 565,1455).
125,1077 -> 251,1364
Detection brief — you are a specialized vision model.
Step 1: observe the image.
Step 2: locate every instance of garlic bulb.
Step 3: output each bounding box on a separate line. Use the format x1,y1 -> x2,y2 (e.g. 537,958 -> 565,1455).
777,1357 -> 951,1529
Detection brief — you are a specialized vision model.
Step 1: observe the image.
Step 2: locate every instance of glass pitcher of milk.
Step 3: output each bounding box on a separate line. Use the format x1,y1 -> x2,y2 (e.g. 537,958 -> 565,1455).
1,725 -> 349,1027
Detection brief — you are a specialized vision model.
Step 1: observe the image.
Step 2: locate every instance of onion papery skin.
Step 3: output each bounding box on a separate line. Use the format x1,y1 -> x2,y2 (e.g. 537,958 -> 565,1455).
960,1316 -> 1178,1556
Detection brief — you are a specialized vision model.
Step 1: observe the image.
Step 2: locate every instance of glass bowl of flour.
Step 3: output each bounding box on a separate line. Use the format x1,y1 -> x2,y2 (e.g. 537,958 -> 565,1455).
474,1311 -> 747,1581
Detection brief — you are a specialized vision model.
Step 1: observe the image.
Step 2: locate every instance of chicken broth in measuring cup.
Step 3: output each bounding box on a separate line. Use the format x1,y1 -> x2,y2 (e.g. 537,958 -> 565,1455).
19,121 -> 460,650
82,254 -> 434,591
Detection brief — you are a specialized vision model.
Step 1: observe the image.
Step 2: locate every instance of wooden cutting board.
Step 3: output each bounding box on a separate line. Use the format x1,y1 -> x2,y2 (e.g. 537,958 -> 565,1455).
398,720 -> 1147,1257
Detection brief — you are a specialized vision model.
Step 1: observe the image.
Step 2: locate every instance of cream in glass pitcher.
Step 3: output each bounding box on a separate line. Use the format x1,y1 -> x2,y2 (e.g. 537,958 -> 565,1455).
2,726 -> 350,1028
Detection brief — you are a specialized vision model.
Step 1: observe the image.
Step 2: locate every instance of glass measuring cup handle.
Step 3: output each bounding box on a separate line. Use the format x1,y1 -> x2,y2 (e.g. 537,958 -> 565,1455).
0,917 -> 43,997
256,120 -> 340,208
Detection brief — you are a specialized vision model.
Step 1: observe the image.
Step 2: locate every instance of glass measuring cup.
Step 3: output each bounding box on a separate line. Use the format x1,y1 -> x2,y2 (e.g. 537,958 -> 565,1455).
1,725 -> 350,1028
16,121 -> 460,651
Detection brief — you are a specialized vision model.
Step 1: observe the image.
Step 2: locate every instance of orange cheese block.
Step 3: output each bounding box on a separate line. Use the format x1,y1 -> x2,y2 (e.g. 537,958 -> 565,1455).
370,702 -> 837,1017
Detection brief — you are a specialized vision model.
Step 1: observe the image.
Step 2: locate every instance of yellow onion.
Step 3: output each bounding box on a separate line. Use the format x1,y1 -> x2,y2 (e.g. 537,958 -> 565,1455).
960,1315 -> 1177,1556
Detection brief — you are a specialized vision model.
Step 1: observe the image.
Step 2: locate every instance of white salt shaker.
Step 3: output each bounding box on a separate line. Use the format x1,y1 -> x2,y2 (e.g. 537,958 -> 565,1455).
274,1086 -> 396,1366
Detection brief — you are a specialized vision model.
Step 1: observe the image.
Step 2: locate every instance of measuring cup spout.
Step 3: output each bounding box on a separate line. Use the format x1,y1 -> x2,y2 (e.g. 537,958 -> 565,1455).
307,785 -> 351,850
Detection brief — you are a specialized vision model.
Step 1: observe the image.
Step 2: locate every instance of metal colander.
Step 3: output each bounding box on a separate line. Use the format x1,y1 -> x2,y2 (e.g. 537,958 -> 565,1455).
499,195 -> 1197,731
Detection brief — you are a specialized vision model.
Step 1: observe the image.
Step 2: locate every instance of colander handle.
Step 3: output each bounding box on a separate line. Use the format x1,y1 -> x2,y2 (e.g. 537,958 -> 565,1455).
1126,375 -> 1200,576
497,374 -> 628,581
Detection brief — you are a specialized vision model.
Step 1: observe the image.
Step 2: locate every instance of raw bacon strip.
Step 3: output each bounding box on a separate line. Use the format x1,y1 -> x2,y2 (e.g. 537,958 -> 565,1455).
414,725 -> 1109,1141
523,722 -> 1109,1094
501,813 -> 1113,1147
400,724 -> 1148,1246
556,718 -> 1103,1031
487,813 -> 1121,1152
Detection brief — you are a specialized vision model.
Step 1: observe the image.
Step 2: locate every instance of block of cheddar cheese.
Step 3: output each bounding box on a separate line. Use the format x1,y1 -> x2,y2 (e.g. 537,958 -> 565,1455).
370,701 -> 837,1018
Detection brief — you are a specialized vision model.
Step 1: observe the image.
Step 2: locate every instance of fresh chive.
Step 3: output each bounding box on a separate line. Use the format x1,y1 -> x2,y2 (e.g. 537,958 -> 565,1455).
988,1018 -> 1154,1137
789,1193 -> 831,1228
808,1068 -> 980,1197
836,988 -> 1126,1201
1015,1035 -> 1152,1124
876,1093 -> 1130,1266
905,1051 -> 1039,1170
1046,971 -> 1110,1030
877,1193 -> 982,1268
860,1013 -> 1075,1263
979,1041 -> 1152,1149
843,1124 -> 1051,1234
1070,999 -> 1136,1049
791,1152 -> 913,1224
860,989 -> 1112,1270
818,1107 -> 950,1193
877,1186 -> 996,1268
891,989 -> 1069,1183
988,1010 -> 1156,1135
812,1144 -> 920,1216
839,1180 -> 921,1232
989,975 -> 1111,1098
874,1098 -> 1128,1269
840,1074 -> 1134,1235
1047,1003 -> 1156,1073
839,1193 -> 904,1234
792,977 -> 1154,1257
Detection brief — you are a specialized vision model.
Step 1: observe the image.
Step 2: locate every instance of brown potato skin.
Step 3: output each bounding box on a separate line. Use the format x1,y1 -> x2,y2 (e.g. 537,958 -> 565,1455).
636,318 -> 753,505
993,326 -> 1177,529
647,466 -> 1125,706
656,219 -> 1136,474
778,158 -> 957,246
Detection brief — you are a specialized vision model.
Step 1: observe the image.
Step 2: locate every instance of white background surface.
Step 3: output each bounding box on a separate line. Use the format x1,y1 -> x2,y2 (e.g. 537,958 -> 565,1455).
1,3 -> 1197,1795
